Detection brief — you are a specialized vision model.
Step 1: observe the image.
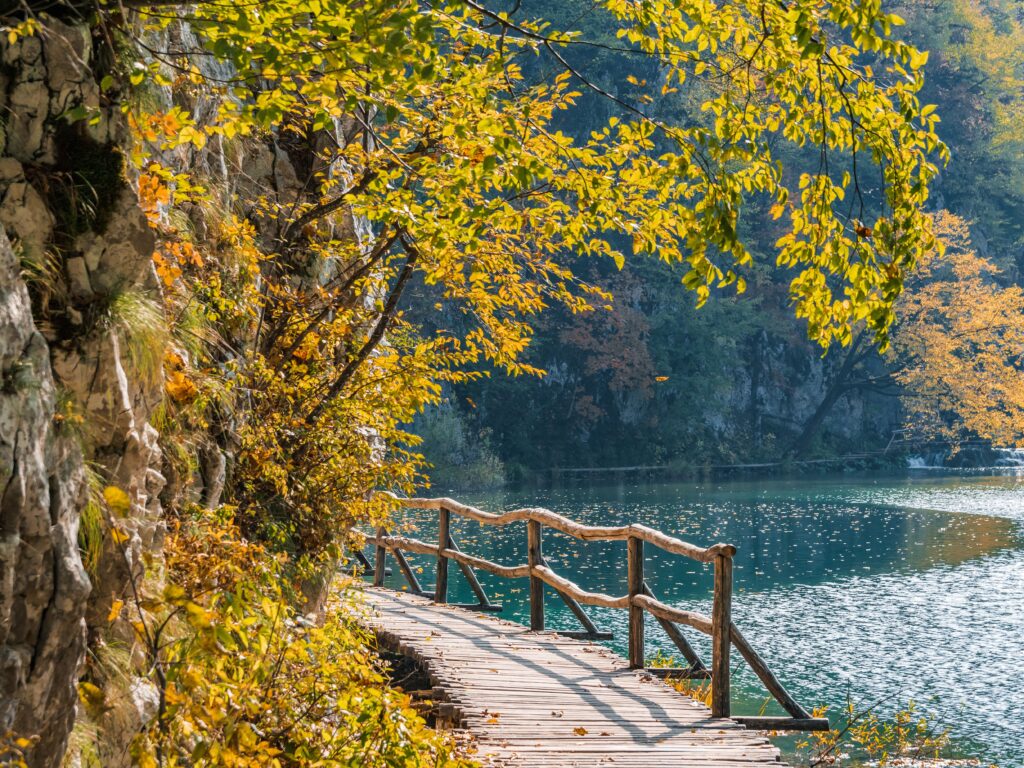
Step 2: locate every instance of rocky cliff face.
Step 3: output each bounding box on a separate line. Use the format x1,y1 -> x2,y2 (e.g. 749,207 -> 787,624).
725,332 -> 900,456
0,226 -> 88,768
0,16 -> 373,765
1,19 -> 165,767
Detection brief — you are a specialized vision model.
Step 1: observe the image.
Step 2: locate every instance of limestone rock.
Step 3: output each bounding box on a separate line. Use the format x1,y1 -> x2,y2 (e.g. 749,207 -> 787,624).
0,225 -> 89,768
1,18 -> 168,767
0,159 -> 54,258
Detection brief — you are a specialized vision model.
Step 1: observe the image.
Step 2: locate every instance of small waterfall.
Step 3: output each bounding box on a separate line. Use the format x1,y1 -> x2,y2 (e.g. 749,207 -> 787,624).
907,450 -> 948,469
995,447 -> 1024,467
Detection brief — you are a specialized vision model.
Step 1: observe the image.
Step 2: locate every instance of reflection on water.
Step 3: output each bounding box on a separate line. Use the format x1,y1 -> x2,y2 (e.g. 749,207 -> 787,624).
376,472 -> 1024,764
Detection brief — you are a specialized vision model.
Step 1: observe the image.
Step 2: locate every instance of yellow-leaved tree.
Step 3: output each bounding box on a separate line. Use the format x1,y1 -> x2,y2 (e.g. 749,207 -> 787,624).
10,0 -> 948,763
123,0 -> 945,566
892,212 -> 1024,446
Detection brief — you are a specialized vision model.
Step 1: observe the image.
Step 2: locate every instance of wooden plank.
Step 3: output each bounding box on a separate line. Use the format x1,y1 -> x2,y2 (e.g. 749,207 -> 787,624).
441,602 -> 504,612
645,666 -> 712,680
361,588 -> 792,768
732,716 -> 830,732
554,630 -> 614,640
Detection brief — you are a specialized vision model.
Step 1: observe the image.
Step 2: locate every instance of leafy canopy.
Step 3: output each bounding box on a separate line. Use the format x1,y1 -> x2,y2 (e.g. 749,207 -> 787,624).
118,0 -> 945,565
133,0 -> 944,354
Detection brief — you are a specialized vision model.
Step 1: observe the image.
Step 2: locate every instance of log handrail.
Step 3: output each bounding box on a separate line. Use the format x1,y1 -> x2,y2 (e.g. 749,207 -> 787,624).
532,564 -> 630,610
393,495 -> 736,562
364,495 -> 826,732
632,594 -> 713,635
371,533 -> 531,579
365,537 -> 715,629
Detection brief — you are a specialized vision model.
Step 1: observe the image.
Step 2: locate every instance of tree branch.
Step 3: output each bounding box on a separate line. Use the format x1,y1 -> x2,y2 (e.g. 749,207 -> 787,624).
302,233 -> 420,428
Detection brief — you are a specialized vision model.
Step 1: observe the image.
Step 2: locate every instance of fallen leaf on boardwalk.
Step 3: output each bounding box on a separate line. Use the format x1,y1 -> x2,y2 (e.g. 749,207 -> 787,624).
573,727 -> 588,736
600,731 -> 611,736
550,710 -> 563,718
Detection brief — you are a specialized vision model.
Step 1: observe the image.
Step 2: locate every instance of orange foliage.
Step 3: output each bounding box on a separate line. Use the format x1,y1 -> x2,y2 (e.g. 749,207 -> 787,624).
892,211 -> 1024,446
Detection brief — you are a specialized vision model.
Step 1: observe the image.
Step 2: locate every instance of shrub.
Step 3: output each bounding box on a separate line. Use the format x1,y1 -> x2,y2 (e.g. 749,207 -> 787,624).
121,510 -> 472,768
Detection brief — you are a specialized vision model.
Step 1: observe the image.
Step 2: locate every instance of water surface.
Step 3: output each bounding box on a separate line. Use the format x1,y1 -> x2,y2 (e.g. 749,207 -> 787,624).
376,472 -> 1024,764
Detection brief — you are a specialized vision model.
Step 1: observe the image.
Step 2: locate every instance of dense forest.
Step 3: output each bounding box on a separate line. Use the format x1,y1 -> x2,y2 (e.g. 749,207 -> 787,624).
415,0 -> 1024,485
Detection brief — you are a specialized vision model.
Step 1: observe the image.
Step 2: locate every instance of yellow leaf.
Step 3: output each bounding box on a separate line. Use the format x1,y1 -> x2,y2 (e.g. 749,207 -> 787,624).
107,599 -> 124,623
185,601 -> 212,629
110,527 -> 130,545
77,681 -> 107,716
103,485 -> 131,516
166,370 -> 199,403
163,583 -> 187,602
573,726 -> 588,736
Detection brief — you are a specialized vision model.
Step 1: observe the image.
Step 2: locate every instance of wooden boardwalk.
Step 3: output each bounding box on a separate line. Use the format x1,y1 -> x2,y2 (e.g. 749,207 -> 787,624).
361,588 -> 786,767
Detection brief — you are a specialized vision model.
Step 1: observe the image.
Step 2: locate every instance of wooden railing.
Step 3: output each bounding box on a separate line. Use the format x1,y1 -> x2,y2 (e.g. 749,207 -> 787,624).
363,496 -> 828,732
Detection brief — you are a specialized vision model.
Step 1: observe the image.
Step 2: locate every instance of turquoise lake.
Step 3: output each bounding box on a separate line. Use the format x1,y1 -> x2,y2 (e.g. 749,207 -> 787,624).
370,471 -> 1024,765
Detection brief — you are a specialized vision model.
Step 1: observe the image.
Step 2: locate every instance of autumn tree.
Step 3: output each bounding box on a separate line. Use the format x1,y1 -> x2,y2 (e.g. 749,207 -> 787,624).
786,211 -> 1024,457
891,212 -> 1024,446
115,0 -> 945,554
895,0 -> 1024,256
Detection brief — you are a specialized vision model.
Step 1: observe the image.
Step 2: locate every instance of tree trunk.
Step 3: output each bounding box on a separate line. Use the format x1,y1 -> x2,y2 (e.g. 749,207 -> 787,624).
786,332 -> 866,459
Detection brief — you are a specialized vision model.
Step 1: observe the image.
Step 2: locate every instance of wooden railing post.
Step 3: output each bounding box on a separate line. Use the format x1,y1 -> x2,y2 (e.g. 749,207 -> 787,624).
711,552 -> 733,718
374,526 -> 387,586
627,536 -> 644,669
527,519 -> 544,630
435,505 -> 450,604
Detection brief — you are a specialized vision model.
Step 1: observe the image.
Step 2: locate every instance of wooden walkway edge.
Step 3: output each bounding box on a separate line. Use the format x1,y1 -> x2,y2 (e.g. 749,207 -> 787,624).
361,588 -> 786,767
